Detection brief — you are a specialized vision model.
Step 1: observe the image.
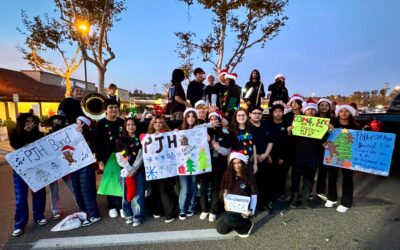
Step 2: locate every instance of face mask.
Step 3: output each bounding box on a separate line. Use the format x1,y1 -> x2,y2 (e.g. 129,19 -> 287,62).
53,124 -> 63,131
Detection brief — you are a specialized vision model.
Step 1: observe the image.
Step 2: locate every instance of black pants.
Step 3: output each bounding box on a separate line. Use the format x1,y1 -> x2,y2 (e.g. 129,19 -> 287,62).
150,177 -> 177,220
256,160 -> 277,206
217,212 -> 252,235
275,160 -> 290,197
291,161 -> 318,198
316,163 -> 328,195
107,196 -> 122,211
327,166 -> 353,207
199,171 -> 223,214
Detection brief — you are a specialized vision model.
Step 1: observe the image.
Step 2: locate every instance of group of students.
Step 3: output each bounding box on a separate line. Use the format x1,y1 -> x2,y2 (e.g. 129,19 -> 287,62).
9,68 -> 361,238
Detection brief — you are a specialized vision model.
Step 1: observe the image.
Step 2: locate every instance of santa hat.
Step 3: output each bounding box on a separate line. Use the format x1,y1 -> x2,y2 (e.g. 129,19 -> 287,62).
335,104 -> 356,117
206,74 -> 215,80
61,145 -> 75,152
288,94 -> 306,107
229,151 -> 248,164
183,108 -> 198,117
219,69 -> 228,77
194,100 -> 207,109
225,73 -> 237,81
77,116 -> 91,127
274,73 -> 285,80
317,98 -> 332,107
208,112 -> 222,120
302,102 -> 318,113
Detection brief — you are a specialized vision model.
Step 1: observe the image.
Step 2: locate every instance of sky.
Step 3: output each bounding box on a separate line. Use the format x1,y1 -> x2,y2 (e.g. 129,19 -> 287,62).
0,0 -> 399,97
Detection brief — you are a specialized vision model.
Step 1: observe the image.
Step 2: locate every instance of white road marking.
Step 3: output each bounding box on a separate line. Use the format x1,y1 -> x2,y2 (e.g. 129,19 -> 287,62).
32,229 -> 236,249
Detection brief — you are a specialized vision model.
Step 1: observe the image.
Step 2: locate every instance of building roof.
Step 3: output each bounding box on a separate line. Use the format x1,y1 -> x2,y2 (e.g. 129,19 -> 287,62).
0,68 -> 66,102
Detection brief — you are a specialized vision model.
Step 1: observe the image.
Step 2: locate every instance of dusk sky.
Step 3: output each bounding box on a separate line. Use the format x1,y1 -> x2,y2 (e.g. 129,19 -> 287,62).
1,0 -> 399,97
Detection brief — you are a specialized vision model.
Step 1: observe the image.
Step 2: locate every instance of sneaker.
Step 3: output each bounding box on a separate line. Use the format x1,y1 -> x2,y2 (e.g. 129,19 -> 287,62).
165,217 -> 175,223
37,218 -> 48,226
126,218 -> 133,224
317,193 -> 328,201
325,200 -> 337,208
132,219 -> 141,227
199,212 -> 209,220
12,229 -> 24,237
209,213 -> 217,222
53,213 -> 61,220
264,202 -> 274,214
120,209 -> 125,218
186,210 -> 194,217
109,209 -> 118,218
336,205 -> 349,213
179,213 -> 187,220
82,217 -> 101,227
153,214 -> 161,218
238,222 -> 254,238
289,193 -> 300,208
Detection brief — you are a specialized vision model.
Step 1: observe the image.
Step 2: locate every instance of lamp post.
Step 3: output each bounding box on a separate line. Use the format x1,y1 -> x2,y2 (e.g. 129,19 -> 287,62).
76,20 -> 90,87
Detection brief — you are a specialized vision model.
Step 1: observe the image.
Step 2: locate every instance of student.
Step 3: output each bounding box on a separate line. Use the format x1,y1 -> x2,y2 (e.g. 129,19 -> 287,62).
116,118 -> 144,226
57,86 -> 85,125
147,116 -> 178,223
325,104 -> 361,213
316,98 -> 334,201
9,113 -> 47,237
229,108 -> 258,174
284,94 -> 306,124
199,112 -> 231,222
243,70 -> 265,108
212,69 -> 228,109
288,102 -> 329,208
178,108 -> 199,220
187,68 -> 206,107
268,74 -> 289,108
248,105 -> 273,212
267,104 -> 291,201
94,99 -> 125,218
204,74 -> 216,105
216,152 -> 257,238
72,116 -> 101,226
221,73 -> 241,122
194,100 -> 209,124
107,83 -> 121,109
166,69 -> 191,120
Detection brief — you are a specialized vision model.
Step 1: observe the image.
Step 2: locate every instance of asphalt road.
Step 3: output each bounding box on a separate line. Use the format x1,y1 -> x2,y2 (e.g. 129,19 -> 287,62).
1,163 -> 399,250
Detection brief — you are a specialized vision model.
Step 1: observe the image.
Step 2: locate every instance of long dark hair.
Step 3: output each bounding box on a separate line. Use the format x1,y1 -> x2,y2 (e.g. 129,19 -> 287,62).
181,110 -> 199,130
16,113 -> 39,135
332,114 -> 361,129
249,69 -> 260,82
122,117 -> 136,137
220,159 -> 255,198
171,68 -> 185,86
229,108 -> 250,136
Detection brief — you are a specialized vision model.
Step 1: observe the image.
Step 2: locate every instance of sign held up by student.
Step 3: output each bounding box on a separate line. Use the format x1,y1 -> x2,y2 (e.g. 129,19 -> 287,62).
142,127 -> 212,181
323,128 -> 396,176
292,115 -> 330,139
6,125 -> 96,192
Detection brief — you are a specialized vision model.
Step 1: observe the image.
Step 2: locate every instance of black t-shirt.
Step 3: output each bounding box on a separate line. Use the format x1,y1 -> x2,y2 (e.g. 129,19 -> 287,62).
57,97 -> 84,125
207,127 -> 231,172
268,82 -> 289,107
204,85 -> 215,104
228,175 -> 257,196
94,117 -> 125,163
167,84 -> 186,114
268,118 -> 290,161
187,80 -> 205,107
230,127 -> 255,158
250,121 -> 272,155
212,82 -> 227,108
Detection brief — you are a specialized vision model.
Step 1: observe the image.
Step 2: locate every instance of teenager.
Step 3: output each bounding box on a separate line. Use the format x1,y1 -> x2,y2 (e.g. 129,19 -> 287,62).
325,105 -> 361,213
194,100 -> 209,124
178,108 -> 200,220
9,113 -> 47,237
107,83 -> 121,109
268,74 -> 289,108
229,108 -> 258,174
199,112 -> 231,222
187,68 -> 206,107
216,152 -> 257,238
221,73 -> 241,122
57,86 -> 85,125
94,99 -> 125,218
248,105 -> 274,212
147,116 -> 178,223
166,69 -> 191,120
316,98 -> 334,200
72,116 -> 101,226
204,74 -> 216,105
243,70 -> 265,108
284,94 -> 306,124
212,69 -> 228,109
116,118 -> 144,226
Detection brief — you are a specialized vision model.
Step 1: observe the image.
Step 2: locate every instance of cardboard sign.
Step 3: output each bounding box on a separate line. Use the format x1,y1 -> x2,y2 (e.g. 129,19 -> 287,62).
142,126 -> 212,180
224,194 -> 250,213
6,125 -> 95,192
323,128 -> 396,176
292,115 -> 330,139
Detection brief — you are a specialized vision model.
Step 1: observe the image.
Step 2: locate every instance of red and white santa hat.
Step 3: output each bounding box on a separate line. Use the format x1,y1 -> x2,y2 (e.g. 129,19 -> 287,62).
61,145 -> 75,152
219,69 -> 229,78
317,98 -> 332,107
225,73 -> 237,81
183,107 -> 198,117
194,100 -> 207,109
335,104 -> 356,117
208,111 -> 222,120
288,94 -> 307,107
77,116 -> 91,127
274,73 -> 285,80
229,151 -> 249,164
302,99 -> 319,113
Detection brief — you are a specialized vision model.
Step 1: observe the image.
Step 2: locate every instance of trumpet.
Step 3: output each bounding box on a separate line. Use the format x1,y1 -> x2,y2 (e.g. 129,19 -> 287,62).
81,93 -> 106,120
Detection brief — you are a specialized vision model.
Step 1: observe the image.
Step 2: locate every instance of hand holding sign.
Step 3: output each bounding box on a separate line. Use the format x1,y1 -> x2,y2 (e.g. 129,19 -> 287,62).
292,115 -> 330,139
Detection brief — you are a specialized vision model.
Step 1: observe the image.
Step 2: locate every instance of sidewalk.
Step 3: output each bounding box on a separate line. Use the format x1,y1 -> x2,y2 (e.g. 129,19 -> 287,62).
0,140 -> 12,166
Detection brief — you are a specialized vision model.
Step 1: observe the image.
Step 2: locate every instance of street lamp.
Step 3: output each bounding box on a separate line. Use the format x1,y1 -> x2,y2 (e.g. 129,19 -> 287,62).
76,20 -> 90,87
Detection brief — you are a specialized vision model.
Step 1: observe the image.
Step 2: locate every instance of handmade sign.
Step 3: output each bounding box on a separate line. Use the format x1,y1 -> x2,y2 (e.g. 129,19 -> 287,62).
6,125 -> 95,192
97,153 -> 123,197
323,128 -> 396,176
292,115 -> 330,139
224,194 -> 250,213
142,126 -> 212,180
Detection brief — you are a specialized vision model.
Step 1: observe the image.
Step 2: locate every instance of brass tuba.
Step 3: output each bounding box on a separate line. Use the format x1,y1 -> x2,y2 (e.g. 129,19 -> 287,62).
81,93 -> 106,120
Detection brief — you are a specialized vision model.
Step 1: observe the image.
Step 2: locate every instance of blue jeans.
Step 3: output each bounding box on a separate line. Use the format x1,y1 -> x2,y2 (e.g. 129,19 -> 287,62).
122,171 -> 145,220
178,175 -> 197,214
13,171 -> 46,230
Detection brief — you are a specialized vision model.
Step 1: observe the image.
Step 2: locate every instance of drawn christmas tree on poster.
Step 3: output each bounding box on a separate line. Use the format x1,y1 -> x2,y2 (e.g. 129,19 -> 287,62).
197,148 -> 210,172
186,159 -> 196,174
333,128 -> 353,161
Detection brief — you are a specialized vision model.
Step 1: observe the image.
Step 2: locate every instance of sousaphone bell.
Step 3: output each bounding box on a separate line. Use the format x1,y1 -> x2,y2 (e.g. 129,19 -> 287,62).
81,93 -> 106,120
